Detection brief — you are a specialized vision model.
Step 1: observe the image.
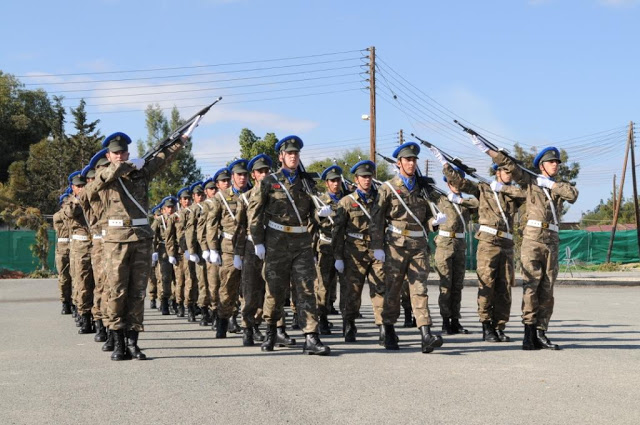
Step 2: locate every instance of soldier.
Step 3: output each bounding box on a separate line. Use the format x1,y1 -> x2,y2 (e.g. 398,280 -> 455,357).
166,187 -> 191,318
248,135 -> 330,355
158,196 -> 178,315
332,160 -> 385,343
64,171 -> 96,335
148,205 -> 162,310
435,166 -> 478,335
209,159 -> 250,338
94,131 -> 188,360
441,161 -> 525,342
475,140 -> 578,350
186,181 -> 212,326
178,187 -> 200,322
371,142 -> 446,353
313,164 -> 345,335
54,193 -> 72,314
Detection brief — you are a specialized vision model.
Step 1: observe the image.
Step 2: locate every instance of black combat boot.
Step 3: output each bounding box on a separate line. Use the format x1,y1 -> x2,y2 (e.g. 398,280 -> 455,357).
536,329 -> 560,350
78,313 -> 95,334
383,324 -> 399,350
127,330 -> 147,360
378,325 -> 385,346
199,307 -> 210,326
149,299 -> 157,310
194,305 -> 202,316
160,298 -> 170,315
441,317 -> 453,335
94,319 -> 107,342
495,324 -> 511,342
344,320 -> 357,343
276,326 -> 296,347
228,314 -> 241,334
242,327 -> 254,346
211,310 -> 219,331
111,329 -> 129,361
75,312 -> 82,327
261,325 -> 277,352
302,333 -> 331,355
187,304 -> 196,322
403,307 -> 413,328
318,314 -> 332,335
253,324 -> 265,342
482,322 -> 500,342
61,301 -> 72,315
291,313 -> 300,330
451,318 -> 469,334
419,325 -> 444,354
329,305 -> 339,315
522,324 -> 541,350
177,303 -> 185,318
102,329 -> 115,352
171,300 -> 178,315
216,318 -> 229,339
71,304 -> 78,318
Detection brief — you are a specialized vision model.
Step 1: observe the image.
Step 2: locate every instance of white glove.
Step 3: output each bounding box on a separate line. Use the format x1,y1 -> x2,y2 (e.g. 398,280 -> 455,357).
189,253 -> 200,263
373,249 -> 386,263
151,252 -> 158,266
210,250 -> 222,266
318,205 -> 332,217
254,244 -> 265,260
471,135 -> 489,154
233,255 -> 243,270
128,158 -> 145,170
447,193 -> 463,204
168,256 -> 177,265
334,259 -> 345,273
202,250 -> 210,261
430,147 -> 447,166
184,251 -> 189,262
490,181 -> 503,192
536,176 -> 555,189
433,212 -> 447,226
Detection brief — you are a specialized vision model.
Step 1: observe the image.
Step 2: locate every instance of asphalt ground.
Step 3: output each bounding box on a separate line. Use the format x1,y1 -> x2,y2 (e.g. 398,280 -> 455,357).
0,278 -> 638,425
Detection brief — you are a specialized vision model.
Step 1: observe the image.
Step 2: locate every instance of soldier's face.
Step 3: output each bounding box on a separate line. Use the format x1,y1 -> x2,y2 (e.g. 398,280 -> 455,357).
72,184 -> 84,195
163,206 -> 174,216
326,178 -> 341,193
193,192 -> 204,203
86,177 -> 94,183
205,187 -> 216,198
279,151 -> 300,170
497,169 -> 512,184
180,197 -> 191,208
106,150 -> 129,163
356,175 -> 372,191
252,167 -> 270,182
217,178 -> 230,190
233,172 -> 248,189
397,157 -> 417,177
540,160 -> 560,177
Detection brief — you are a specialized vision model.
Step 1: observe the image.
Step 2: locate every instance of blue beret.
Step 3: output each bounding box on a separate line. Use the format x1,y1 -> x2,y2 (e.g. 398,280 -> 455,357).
275,135 -> 304,152
65,187 -> 72,195
102,132 -> 132,152
88,148 -> 109,170
189,181 -> 204,193
68,171 -> 81,184
533,147 -> 561,169
161,196 -> 178,208
151,205 -> 159,214
58,193 -> 69,205
492,163 -> 499,171
80,165 -> 91,178
392,142 -> 420,159
177,187 -> 191,199
443,165 -> 466,183
350,160 -> 376,176
229,159 -> 249,174
248,153 -> 273,172
214,167 -> 231,181
321,165 -> 343,180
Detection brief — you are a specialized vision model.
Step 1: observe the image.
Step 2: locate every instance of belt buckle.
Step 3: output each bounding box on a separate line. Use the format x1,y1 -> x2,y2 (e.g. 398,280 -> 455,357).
541,222 -> 549,229
123,218 -> 131,227
401,229 -> 409,236
284,225 -> 292,233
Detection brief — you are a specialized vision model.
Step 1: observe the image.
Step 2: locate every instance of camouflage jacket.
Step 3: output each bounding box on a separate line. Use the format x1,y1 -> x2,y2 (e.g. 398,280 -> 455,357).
332,189 -> 377,261
77,179 -> 104,238
197,197 -> 216,252
164,212 -> 181,258
185,202 -> 205,256
53,208 -> 70,251
177,207 -> 190,253
443,164 -> 525,248
63,196 -> 91,239
494,152 -> 578,244
371,174 -> 435,251
312,190 -> 344,251
233,186 -> 256,256
209,187 -> 244,254
150,216 -> 162,253
93,141 -> 183,243
433,191 -> 478,250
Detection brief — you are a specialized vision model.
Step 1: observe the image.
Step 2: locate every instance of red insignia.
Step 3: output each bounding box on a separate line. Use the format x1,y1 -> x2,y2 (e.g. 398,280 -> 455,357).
396,190 -> 402,194
351,203 -> 359,208
273,184 -> 281,189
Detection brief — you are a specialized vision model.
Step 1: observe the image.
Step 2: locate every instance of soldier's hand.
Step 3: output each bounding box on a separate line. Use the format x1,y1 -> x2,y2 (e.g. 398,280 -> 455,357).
373,249 -> 386,263
168,256 -> 177,265
317,205 -> 332,217
490,181 -> 503,192
189,253 -> 200,263
471,135 -> 489,154
432,212 -> 447,226
233,255 -> 243,270
211,250 -> 222,266
151,252 -> 158,265
254,244 -> 266,260
536,175 -> 555,189
128,158 -> 145,170
334,259 -> 345,273
202,250 -> 210,262
447,193 -> 463,204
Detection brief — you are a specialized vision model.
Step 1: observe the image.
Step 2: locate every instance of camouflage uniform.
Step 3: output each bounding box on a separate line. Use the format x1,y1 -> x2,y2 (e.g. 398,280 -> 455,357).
199,197 -> 220,315
165,211 -> 186,307
178,205 -> 199,310
153,214 -> 173,302
186,196 -> 210,312
147,217 -> 161,303
53,207 -> 72,305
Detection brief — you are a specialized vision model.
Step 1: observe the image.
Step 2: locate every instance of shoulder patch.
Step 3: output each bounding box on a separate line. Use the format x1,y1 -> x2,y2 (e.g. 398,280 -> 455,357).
273,183 -> 281,190
351,203 -> 359,208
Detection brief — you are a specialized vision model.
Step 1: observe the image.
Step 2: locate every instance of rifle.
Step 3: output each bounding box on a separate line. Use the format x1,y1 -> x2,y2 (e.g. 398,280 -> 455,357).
453,120 -> 538,178
411,133 -> 490,184
142,97 -> 223,163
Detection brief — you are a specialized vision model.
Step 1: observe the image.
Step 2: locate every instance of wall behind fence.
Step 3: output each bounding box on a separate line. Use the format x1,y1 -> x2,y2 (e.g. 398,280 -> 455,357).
0,230 -> 56,273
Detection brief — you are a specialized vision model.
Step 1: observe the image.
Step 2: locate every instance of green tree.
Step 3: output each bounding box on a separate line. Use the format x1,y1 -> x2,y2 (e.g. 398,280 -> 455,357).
238,128 -> 279,164
67,99 -> 102,168
579,188 -> 636,228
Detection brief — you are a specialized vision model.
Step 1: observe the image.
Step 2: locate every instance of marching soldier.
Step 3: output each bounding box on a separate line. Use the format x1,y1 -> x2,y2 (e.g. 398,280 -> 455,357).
248,135 -> 330,355
54,192 -> 72,314
148,205 -> 162,310
332,160 -> 385,343
476,140 -> 578,350
435,167 -> 478,335
370,142 -> 446,353
177,187 -> 199,322
186,181 -> 212,326
158,196 -> 178,315
166,187 -> 191,318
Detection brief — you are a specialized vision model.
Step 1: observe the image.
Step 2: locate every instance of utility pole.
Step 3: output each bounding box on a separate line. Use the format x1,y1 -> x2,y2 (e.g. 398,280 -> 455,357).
399,129 -> 404,144
628,122 -> 640,259
368,46 -> 376,163
612,174 -> 617,219
606,125 -> 633,262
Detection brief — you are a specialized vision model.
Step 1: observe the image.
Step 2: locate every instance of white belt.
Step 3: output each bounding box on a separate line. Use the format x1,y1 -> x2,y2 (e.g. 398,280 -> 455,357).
438,230 -> 465,239
347,232 -> 364,240
108,218 -> 149,227
222,232 -> 234,240
319,233 -> 332,243
72,235 -> 89,241
247,234 -> 253,242
92,235 -> 102,240
388,225 -> 424,238
478,225 -> 513,240
268,220 -> 307,234
57,238 -> 70,243
527,219 -> 558,233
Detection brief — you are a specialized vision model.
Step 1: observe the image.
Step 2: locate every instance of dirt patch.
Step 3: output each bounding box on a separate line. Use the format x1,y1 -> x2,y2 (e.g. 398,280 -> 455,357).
0,269 -> 27,279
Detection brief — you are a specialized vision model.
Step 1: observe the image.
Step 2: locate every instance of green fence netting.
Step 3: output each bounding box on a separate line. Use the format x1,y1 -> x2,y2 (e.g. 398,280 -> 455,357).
0,230 -> 57,273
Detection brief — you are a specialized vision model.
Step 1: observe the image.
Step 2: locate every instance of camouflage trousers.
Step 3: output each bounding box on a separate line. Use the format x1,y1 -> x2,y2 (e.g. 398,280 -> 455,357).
173,255 -> 186,304
147,259 -> 158,301
435,242 -> 466,319
218,252 -> 241,319
184,254 -> 198,305
71,239 -> 95,315
156,245 -> 173,300
342,243 -> 385,325
476,240 -> 514,329
90,237 -> 105,320
315,242 -> 338,317
206,262 -> 220,312
381,245 -> 432,327
520,238 -> 558,331
263,231 -> 319,334
104,239 -> 151,332
194,258 -> 210,307
55,245 -> 71,302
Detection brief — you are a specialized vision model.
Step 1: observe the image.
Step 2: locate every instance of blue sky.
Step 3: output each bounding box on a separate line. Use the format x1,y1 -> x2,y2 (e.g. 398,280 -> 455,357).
2,0 -> 639,221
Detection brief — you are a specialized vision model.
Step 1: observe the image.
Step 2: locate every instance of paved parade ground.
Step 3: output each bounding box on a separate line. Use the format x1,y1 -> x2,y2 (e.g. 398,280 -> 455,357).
1,278 -> 638,424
